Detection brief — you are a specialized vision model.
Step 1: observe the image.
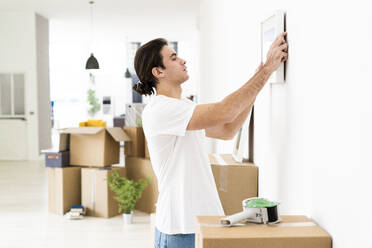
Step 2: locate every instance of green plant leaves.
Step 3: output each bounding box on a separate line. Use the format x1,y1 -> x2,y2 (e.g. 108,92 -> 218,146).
107,171 -> 149,214
87,88 -> 100,117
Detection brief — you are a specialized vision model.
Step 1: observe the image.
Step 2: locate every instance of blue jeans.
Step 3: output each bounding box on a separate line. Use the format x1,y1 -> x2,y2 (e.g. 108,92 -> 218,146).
154,227 -> 195,248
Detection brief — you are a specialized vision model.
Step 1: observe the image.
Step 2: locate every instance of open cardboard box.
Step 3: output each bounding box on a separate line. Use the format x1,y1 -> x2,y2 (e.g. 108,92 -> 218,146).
209,154 -> 258,215
61,127 -> 131,167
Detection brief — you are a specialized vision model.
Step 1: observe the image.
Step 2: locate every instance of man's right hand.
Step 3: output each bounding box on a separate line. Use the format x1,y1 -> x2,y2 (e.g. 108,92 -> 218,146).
264,32 -> 288,73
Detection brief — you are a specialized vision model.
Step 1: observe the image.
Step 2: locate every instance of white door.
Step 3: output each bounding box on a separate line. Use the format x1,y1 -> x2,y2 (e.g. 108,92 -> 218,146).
0,73 -> 27,160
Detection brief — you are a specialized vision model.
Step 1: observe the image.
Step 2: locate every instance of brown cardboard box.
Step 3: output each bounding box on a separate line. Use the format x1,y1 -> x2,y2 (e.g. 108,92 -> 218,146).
48,167 -> 81,215
123,126 -> 145,157
209,154 -> 258,215
125,157 -> 158,213
145,139 -> 150,159
195,215 -> 332,248
63,127 -> 130,167
81,167 -> 126,218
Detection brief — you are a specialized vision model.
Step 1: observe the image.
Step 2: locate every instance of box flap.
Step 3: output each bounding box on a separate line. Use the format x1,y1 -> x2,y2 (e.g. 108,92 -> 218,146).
106,127 -> 131,142
209,154 -> 256,167
63,127 -> 105,135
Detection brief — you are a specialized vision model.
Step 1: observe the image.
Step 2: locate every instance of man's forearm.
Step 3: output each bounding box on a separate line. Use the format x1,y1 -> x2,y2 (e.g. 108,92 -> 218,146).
220,65 -> 271,122
224,98 -> 255,138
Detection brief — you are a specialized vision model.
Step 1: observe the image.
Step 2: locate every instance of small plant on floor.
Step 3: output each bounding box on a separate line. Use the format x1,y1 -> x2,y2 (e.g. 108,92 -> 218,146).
107,171 -> 149,214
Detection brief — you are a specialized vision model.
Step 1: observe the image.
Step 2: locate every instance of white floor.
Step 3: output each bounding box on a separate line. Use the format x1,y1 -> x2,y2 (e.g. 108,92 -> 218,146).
0,160 -> 152,248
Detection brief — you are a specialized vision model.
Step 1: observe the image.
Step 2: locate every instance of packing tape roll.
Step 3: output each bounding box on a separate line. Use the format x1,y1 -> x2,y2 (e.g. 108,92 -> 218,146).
221,209 -> 257,226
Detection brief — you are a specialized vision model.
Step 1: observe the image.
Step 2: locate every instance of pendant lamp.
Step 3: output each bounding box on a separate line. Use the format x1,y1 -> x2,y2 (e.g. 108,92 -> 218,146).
125,68 -> 131,78
85,1 -> 99,69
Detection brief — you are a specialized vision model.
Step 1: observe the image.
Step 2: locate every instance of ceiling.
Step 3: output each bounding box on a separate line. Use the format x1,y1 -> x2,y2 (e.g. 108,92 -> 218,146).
0,0 -> 200,21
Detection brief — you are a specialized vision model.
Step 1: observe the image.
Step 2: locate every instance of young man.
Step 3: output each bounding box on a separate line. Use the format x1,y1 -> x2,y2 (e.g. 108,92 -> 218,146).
133,33 -> 288,248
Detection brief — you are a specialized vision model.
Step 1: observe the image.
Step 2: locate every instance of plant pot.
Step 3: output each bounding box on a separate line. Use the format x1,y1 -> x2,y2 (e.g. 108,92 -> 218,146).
122,211 -> 134,224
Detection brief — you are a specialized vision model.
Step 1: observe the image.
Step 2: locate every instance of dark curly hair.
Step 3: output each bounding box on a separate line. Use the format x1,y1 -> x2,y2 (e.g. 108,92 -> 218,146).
133,38 -> 168,96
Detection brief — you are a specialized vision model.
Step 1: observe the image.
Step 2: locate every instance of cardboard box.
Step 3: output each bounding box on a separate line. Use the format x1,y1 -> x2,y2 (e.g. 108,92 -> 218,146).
124,126 -> 145,157
195,215 -> 332,248
81,167 -> 126,218
63,127 -> 130,167
209,154 -> 258,215
125,157 -> 158,213
45,151 -> 70,168
145,139 -> 150,159
42,132 -> 69,153
48,167 -> 81,215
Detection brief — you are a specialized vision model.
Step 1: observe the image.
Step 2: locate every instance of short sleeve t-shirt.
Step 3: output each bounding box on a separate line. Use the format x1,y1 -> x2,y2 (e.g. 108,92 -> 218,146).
142,95 -> 224,234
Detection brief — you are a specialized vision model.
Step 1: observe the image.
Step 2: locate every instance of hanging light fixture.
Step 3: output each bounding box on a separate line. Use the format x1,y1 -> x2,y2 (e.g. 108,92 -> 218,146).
85,1 -> 99,69
125,68 -> 131,78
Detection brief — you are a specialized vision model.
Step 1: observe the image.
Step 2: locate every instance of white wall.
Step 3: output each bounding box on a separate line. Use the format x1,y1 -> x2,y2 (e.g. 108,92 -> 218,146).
199,0 -> 372,247
36,14 -> 52,151
50,10 -> 199,128
0,12 -> 44,160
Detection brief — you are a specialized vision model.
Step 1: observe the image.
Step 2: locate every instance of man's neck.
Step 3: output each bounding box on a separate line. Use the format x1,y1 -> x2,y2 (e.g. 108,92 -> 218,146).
156,82 -> 182,99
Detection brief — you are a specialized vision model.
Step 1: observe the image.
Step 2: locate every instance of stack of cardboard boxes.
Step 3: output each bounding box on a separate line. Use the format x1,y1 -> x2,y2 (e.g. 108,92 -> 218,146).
123,103 -> 159,214
122,103 -> 260,215
46,126 -> 129,218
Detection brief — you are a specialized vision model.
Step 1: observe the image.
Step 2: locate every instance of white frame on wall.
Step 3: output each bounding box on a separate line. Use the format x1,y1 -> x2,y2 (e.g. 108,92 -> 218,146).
261,10 -> 286,84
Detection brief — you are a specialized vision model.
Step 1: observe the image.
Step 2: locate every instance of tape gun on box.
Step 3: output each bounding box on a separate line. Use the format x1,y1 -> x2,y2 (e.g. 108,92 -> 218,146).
221,197 -> 281,226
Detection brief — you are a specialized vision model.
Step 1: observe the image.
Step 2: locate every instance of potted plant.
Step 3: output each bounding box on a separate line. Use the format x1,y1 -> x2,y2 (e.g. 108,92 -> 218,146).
107,170 -> 149,224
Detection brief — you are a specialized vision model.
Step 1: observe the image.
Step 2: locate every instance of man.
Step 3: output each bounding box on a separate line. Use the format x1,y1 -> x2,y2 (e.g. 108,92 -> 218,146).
133,33 -> 288,248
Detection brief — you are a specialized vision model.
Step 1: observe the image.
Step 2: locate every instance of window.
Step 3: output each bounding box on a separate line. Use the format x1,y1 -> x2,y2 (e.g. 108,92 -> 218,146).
169,41 -> 178,53
128,42 -> 141,71
0,73 -> 25,119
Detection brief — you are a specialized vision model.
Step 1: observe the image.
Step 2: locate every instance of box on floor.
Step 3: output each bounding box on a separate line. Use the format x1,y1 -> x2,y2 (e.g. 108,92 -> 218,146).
123,126 -> 145,157
209,154 -> 258,215
62,127 -> 130,167
195,215 -> 332,248
125,157 -> 158,213
48,167 -> 81,215
81,167 -> 126,218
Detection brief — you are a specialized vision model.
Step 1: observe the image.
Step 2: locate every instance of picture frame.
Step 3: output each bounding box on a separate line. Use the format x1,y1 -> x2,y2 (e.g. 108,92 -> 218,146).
261,10 -> 286,84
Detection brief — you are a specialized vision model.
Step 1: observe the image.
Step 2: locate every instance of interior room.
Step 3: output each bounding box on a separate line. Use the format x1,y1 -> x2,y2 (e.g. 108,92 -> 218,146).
0,0 -> 371,247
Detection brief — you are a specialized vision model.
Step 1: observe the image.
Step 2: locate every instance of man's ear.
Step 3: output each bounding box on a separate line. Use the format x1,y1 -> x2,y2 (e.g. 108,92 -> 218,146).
152,67 -> 164,80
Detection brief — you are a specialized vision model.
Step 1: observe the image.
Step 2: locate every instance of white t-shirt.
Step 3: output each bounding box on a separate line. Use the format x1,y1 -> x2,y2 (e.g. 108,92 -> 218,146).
142,95 -> 224,234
